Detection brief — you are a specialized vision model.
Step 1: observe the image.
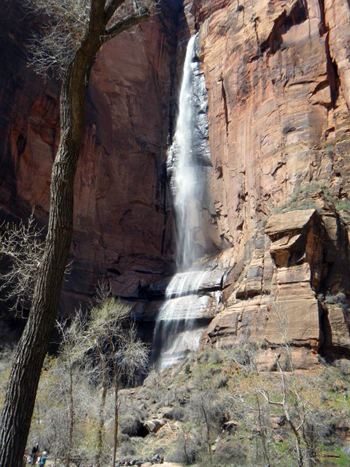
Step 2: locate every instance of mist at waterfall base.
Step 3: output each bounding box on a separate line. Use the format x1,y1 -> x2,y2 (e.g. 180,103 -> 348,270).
153,35 -> 218,370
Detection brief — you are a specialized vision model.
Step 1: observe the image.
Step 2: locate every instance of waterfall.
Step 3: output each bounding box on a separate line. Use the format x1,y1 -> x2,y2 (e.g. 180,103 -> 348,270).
171,35 -> 202,271
153,35 -> 219,369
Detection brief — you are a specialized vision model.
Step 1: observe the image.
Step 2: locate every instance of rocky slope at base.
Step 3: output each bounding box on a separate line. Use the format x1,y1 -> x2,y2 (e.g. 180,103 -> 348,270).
114,349 -> 350,466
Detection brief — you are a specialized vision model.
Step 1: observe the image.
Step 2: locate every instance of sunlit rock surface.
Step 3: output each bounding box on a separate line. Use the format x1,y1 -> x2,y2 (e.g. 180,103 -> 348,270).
171,0 -> 350,366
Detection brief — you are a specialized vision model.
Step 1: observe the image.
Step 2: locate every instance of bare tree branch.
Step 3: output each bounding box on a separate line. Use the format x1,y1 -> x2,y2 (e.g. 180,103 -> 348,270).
103,8 -> 150,41
104,0 -> 125,23
25,0 -> 152,77
0,212 -> 44,314
25,0 -> 92,77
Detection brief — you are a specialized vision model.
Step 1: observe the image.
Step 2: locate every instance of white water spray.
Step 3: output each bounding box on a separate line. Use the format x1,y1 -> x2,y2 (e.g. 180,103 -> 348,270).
153,35 -> 217,369
172,35 -> 202,271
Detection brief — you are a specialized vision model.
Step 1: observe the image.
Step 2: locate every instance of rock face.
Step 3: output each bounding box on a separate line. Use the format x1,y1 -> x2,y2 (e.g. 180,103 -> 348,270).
203,209 -> 325,368
195,0 -> 350,248
0,0 -> 181,318
2,0 -> 350,367
183,0 -> 350,366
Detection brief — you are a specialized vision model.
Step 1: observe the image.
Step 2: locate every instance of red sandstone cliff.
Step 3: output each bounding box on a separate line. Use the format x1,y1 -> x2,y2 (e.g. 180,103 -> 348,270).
1,0 -> 350,365
0,0 -> 180,327
181,0 -> 350,365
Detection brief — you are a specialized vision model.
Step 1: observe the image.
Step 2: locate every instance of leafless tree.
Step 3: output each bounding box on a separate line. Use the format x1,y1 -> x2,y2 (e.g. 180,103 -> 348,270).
0,1 -> 152,465
188,364 -> 226,463
258,306 -> 316,467
259,357 -> 307,467
27,353 -> 96,466
0,211 -> 44,314
76,294 -> 149,467
55,311 -> 87,467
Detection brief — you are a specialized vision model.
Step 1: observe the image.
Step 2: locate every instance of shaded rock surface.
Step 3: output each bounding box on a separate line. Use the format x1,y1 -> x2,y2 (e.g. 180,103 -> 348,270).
0,0 -> 182,319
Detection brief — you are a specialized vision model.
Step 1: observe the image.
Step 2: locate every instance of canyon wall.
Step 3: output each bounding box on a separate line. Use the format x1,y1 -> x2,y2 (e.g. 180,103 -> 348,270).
180,0 -> 350,366
1,0 -> 350,365
0,0 -> 181,333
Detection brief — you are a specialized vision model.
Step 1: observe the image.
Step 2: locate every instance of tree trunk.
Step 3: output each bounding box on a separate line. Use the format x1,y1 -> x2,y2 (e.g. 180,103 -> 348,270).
96,362 -> 109,467
256,395 -> 270,467
112,371 -> 120,467
285,414 -> 304,467
201,403 -> 212,463
66,364 -> 75,467
0,46 -> 93,467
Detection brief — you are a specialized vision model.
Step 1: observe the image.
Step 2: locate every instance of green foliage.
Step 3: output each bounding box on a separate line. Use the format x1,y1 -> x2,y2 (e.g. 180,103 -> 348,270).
272,181 -> 350,218
335,200 -> 350,212
273,182 -> 328,214
261,216 -> 268,228
325,292 -> 347,305
318,292 -> 349,313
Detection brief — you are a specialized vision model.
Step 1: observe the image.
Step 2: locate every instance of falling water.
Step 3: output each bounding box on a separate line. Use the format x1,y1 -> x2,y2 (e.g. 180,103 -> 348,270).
171,35 -> 203,271
153,35 -> 218,369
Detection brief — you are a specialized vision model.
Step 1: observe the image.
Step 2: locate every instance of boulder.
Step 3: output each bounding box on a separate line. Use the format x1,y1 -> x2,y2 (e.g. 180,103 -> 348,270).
144,419 -> 166,434
223,420 -> 239,432
265,210 -> 317,238
323,305 -> 350,350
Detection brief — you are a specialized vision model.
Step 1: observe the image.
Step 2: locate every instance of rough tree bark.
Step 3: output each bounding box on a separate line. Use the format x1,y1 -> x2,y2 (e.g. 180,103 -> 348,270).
0,1 -> 150,466
66,364 -> 75,467
96,347 -> 109,467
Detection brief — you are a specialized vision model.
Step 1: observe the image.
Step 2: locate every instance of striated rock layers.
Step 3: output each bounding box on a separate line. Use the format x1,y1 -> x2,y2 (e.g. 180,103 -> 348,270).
179,0 -> 350,366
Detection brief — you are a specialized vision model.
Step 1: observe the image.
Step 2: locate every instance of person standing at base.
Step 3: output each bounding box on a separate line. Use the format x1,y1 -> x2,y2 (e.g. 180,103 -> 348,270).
38,451 -> 47,466
31,444 -> 39,465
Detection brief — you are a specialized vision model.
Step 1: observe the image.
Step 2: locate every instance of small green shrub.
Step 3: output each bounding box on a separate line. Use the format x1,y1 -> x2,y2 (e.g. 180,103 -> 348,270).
168,430 -> 204,465
272,182 -> 333,215
165,406 -> 186,421
335,200 -> 350,212
208,348 -> 223,365
325,292 -> 347,305
118,432 -> 130,444
214,375 -> 228,388
117,439 -> 136,458
214,441 -> 247,465
323,292 -> 348,312
261,216 -> 268,228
